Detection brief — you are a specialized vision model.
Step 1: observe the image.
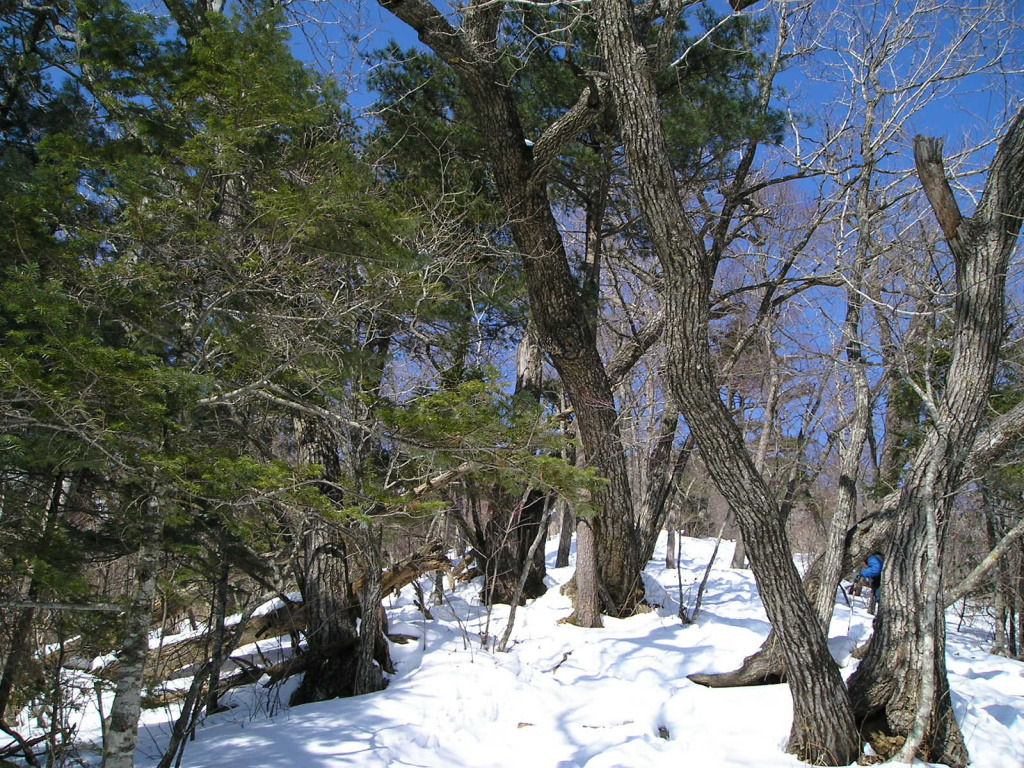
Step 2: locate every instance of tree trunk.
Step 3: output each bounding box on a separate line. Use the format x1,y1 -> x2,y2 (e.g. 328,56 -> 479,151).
591,0 -> 859,761
103,495 -> 163,768
205,558 -> 230,714
984,498 -> 1008,654
0,474 -> 69,721
847,114 -> 1024,766
554,499 -> 573,569
376,0 -> 643,620
568,517 -> 603,628
665,512 -> 676,571
0,604 -> 35,723
636,415 -> 694,568
694,381 -> 1024,689
728,517 -> 748,569
478,487 -> 548,605
514,321 -> 545,399
1016,557 -> 1024,656
290,514 -> 360,705
812,153 -> 876,631
353,524 -> 391,695
507,168 -> 642,621
731,343 -> 781,571
847,457 -> 966,766
466,325 -> 554,606
497,501 -> 555,652
290,417 -> 362,706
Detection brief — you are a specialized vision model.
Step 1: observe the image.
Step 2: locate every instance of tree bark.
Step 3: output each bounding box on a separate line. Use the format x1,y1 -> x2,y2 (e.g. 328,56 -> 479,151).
290,513 -> 361,705
205,558 -> 230,714
554,499 -> 573,569
569,517 -> 603,628
103,495 -> 163,768
477,486 -> 548,606
290,417 -> 365,705
354,524 -> 391,695
848,457 -> 965,765
0,604 -> 36,722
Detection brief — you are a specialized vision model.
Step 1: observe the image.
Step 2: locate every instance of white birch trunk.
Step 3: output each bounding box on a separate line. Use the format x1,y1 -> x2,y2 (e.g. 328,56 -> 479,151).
103,495 -> 162,768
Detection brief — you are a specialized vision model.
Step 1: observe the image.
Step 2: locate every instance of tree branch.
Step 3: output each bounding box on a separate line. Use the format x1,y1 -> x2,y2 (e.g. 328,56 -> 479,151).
945,515 -> 1024,608
410,462 -> 475,498
378,0 -> 473,66
0,601 -> 124,613
916,106 -> 1024,263
914,136 -> 965,254
529,80 -> 603,189
966,399 -> 1024,472
606,308 -> 665,387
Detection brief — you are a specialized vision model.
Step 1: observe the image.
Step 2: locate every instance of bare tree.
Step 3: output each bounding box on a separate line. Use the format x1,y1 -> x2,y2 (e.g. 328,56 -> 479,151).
846,108 -> 1024,767
690,0 -> 1023,703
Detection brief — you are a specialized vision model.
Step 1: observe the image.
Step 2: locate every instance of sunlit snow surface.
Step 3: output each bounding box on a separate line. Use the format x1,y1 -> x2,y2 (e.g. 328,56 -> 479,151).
47,536 -> 1024,767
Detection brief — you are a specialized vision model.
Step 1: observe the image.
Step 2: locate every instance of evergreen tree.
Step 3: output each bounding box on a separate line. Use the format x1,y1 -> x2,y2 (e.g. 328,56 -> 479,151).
369,1 -> 782,623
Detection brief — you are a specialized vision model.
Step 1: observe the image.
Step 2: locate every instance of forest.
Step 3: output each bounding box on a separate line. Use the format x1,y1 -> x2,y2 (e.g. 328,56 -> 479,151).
2,0 -> 1024,766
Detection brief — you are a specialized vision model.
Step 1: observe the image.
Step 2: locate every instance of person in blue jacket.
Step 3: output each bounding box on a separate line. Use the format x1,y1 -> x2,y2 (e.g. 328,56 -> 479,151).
859,552 -> 883,613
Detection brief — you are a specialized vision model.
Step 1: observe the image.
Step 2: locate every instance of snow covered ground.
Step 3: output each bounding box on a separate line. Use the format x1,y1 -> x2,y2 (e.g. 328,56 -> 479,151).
46,536 -> 1024,767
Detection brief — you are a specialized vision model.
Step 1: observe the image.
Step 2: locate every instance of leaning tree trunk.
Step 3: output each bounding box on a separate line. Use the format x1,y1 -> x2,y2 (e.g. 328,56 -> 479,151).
692,92 -> 880,690
592,0 -> 860,762
847,116 -> 1024,766
688,496 -> 904,688
696,369 -> 1024,692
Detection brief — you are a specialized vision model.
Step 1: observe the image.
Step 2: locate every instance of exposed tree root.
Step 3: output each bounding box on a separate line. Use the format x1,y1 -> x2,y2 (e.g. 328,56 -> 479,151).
688,642 -> 785,688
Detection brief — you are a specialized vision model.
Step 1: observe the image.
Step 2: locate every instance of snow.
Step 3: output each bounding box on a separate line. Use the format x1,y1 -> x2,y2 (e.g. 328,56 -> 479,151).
250,592 -> 303,619
25,536 -> 1024,767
